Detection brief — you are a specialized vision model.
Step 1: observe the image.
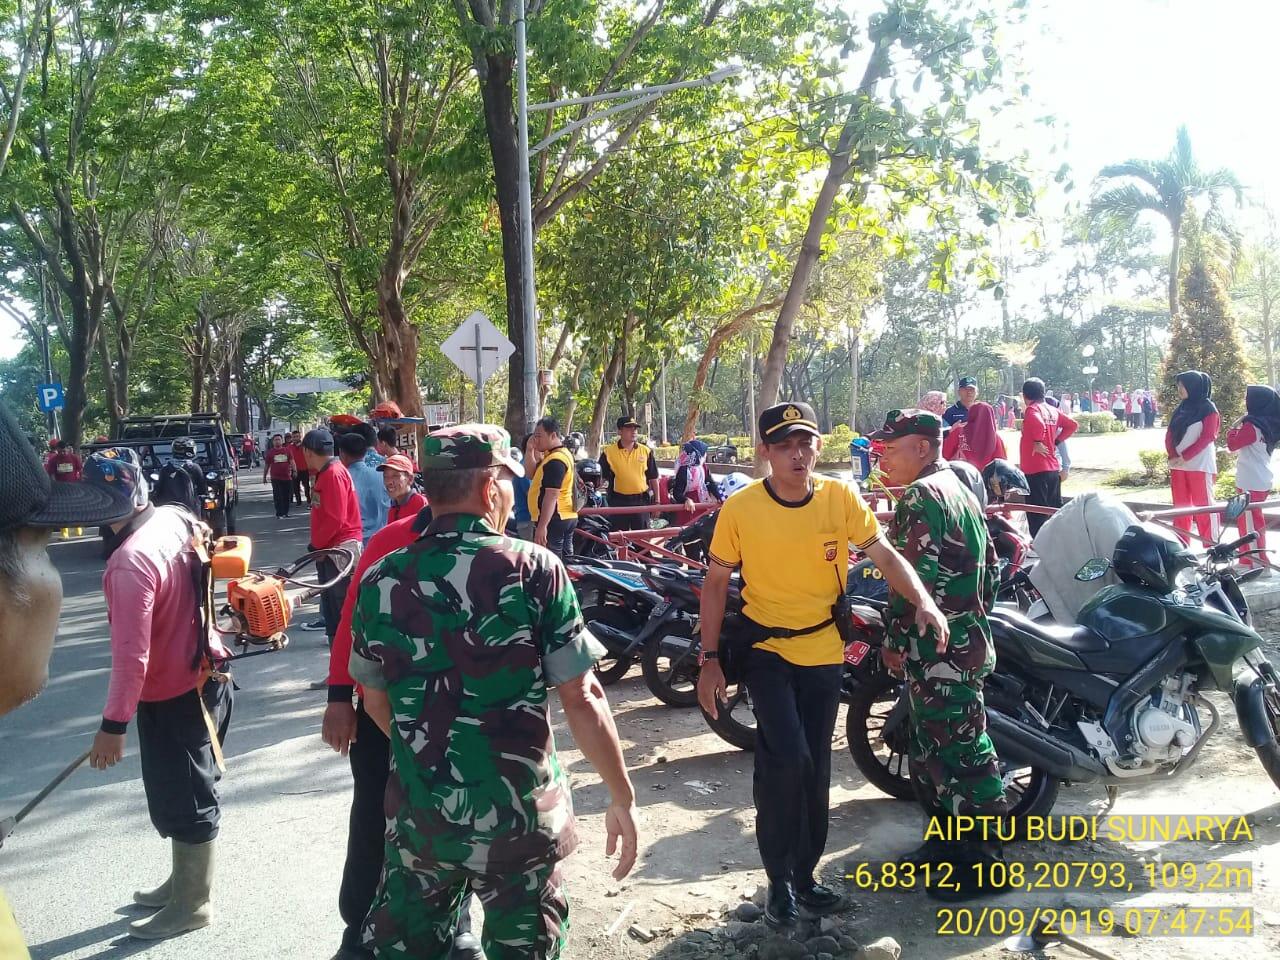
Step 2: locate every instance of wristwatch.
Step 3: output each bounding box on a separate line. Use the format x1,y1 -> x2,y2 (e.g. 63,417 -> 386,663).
697,650 -> 719,666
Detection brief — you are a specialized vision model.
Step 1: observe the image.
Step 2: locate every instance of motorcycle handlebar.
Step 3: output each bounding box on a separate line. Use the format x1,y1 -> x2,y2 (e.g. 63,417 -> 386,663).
1209,532 -> 1258,560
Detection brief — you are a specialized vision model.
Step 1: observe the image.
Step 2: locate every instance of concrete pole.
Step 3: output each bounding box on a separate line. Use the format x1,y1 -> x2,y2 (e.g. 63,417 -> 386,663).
515,0 -> 539,433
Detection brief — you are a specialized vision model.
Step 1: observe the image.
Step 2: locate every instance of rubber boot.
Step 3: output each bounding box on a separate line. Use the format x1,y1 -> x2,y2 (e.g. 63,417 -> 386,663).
132,874 -> 171,909
128,839 -> 214,940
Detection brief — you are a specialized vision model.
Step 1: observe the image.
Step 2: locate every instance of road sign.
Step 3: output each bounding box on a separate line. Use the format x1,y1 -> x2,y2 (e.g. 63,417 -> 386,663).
440,311 -> 515,421
36,383 -> 64,413
1081,365 -> 1099,375
273,377 -> 357,394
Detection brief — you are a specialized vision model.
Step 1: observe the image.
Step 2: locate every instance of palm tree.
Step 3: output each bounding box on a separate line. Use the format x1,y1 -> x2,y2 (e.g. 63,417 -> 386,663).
1090,126 -> 1242,319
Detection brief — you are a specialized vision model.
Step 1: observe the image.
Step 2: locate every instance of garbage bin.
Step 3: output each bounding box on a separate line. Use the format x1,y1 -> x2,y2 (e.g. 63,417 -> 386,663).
850,437 -> 871,481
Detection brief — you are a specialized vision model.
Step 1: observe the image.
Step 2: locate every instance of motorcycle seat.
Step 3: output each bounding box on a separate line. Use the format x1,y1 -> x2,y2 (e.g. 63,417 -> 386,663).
990,608 -> 1108,655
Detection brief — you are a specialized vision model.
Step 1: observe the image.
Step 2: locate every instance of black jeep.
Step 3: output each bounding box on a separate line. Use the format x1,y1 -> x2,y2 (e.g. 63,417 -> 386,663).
84,414 -> 240,537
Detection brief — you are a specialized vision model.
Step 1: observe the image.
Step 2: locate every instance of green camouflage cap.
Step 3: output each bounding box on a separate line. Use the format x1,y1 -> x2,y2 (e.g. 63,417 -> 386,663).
869,408 -> 943,442
422,423 -> 524,477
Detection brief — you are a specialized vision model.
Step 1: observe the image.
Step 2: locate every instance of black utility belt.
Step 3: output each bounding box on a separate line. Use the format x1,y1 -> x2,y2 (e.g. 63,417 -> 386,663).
741,615 -> 834,640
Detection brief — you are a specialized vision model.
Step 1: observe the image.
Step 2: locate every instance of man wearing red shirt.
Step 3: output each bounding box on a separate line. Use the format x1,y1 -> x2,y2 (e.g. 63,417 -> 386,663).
262,434 -> 297,518
378,454 -> 426,524
44,441 -> 82,482
1019,378 -> 1078,536
303,429 -> 363,645
288,430 -> 311,505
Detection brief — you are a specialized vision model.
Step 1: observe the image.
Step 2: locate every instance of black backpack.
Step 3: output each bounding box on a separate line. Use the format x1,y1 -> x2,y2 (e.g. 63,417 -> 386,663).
153,462 -> 200,514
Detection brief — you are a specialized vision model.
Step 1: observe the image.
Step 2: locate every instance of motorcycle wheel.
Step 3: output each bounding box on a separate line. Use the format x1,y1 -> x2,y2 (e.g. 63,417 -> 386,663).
1253,671 -> 1280,789
641,625 -> 700,707
846,671 -> 1061,818
846,672 -> 916,800
582,603 -> 636,685
700,682 -> 756,750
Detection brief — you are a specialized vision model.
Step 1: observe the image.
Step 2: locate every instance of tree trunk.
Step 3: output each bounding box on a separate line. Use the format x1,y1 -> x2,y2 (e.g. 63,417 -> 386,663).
849,322 -> 861,431
586,316 -> 633,456
377,284 -> 424,418
680,299 -> 783,440
216,359 -> 232,423
475,51 -> 531,438
1169,216 -> 1182,319
562,348 -> 588,434
756,39 -> 891,415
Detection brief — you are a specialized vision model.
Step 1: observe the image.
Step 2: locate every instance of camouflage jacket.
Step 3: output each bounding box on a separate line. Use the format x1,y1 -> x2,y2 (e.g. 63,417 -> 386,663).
349,512 -> 605,872
885,461 -> 997,676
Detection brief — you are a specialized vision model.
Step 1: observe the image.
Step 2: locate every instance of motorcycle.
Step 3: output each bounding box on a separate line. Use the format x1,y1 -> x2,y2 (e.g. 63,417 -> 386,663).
846,495 -> 1280,818
567,556 -> 661,684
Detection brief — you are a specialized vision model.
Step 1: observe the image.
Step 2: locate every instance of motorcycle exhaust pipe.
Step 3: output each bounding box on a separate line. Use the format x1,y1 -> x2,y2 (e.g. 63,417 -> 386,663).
985,708 -> 1108,784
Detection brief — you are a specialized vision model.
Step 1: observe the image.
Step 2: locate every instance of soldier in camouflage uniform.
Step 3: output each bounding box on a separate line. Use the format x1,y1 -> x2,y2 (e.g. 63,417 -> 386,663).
348,424 -> 639,959
872,409 -> 1008,900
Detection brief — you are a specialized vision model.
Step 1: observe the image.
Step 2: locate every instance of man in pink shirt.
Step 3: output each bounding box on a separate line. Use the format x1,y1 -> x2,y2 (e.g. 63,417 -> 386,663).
1019,378 -> 1078,537
84,450 -> 232,942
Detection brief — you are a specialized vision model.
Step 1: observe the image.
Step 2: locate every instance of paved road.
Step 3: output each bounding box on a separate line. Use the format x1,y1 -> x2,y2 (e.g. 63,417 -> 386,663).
0,485 -> 356,959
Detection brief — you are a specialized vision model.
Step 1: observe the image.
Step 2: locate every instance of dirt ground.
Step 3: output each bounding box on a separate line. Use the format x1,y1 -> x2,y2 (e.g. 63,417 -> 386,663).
550,611 -> 1280,960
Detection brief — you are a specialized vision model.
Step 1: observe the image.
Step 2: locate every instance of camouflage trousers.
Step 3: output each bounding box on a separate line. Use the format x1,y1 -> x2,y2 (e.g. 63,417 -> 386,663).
903,658 -> 1007,817
362,858 -> 569,959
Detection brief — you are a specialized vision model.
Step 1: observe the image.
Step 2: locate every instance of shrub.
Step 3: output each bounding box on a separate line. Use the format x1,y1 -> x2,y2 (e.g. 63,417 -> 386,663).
1077,412 -> 1125,435
1215,470 -> 1237,501
1138,450 -> 1170,484
827,424 -> 856,449
1105,468 -> 1149,487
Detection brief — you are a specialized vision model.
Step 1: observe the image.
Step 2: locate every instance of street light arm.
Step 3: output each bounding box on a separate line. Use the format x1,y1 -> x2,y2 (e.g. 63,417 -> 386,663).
530,89 -> 662,156
527,65 -> 742,113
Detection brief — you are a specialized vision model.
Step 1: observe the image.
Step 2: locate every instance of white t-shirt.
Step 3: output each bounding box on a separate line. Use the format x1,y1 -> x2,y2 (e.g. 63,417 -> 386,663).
1174,421 -> 1217,475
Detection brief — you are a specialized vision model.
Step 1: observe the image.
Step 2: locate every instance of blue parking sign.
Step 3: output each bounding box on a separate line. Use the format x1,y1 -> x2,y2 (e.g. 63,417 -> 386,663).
36,382 -> 64,413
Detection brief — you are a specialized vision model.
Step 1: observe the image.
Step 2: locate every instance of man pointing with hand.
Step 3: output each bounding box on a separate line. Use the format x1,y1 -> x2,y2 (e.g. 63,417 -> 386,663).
696,401 -> 948,931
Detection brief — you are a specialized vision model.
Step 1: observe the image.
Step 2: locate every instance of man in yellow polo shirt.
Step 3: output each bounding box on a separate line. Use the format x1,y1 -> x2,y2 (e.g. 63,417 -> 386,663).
599,415 -> 659,531
529,416 -> 579,560
696,401 -> 948,932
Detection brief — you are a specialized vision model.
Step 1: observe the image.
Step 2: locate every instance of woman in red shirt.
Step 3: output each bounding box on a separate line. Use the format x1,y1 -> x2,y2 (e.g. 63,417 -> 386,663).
942,401 -> 1006,470
1164,370 -> 1221,544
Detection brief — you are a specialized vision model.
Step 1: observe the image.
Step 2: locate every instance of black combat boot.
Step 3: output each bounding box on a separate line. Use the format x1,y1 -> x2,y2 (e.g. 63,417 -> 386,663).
925,839 -> 1011,902
763,881 -> 799,930
795,877 -> 844,914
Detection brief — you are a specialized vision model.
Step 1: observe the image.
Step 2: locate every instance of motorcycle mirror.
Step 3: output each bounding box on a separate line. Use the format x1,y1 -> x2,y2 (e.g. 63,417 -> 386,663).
1222,492 -> 1250,524
1074,558 -> 1111,581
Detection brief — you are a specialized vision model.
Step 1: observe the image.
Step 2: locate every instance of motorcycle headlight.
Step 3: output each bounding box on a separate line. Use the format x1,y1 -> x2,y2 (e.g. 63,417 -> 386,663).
206,471 -> 218,481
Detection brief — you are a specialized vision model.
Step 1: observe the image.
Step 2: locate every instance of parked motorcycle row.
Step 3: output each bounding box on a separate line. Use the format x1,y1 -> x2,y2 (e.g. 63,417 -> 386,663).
569,490 -> 1280,821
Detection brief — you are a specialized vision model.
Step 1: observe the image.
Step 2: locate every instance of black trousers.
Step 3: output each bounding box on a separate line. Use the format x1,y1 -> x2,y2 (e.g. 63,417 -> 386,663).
318,556 -> 352,641
545,517 -> 577,561
137,681 -> 233,845
1025,470 -> 1062,537
293,471 -> 311,504
270,478 -> 292,517
607,492 -> 649,531
744,648 -> 843,887
339,701 -> 475,952
340,702 -> 391,951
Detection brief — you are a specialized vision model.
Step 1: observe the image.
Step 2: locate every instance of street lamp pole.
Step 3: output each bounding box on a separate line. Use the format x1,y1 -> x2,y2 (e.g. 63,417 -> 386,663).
515,0 -> 540,435
514,39 -> 741,434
